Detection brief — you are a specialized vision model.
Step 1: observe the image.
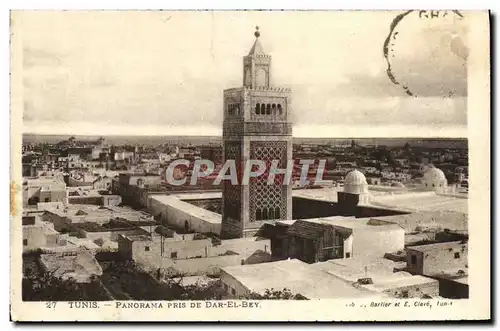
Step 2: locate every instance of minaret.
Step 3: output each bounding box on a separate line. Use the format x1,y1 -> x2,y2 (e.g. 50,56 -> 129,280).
221,27 -> 293,239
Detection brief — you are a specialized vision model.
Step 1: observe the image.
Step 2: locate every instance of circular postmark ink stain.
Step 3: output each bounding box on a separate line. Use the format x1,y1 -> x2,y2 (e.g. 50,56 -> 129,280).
383,10 -> 468,98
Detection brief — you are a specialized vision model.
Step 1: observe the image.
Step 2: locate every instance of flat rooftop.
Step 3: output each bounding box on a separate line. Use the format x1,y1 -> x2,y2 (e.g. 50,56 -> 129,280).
172,192 -> 222,200
370,192 -> 468,214
221,259 -> 387,300
24,219 -> 59,235
24,177 -> 66,190
150,195 -> 222,224
371,211 -> 468,233
67,187 -> 102,198
301,216 -> 403,231
65,237 -> 101,249
407,241 -> 467,252
40,251 -> 103,283
292,187 -> 340,202
218,237 -> 270,257
24,177 -> 64,185
313,257 -> 399,281
371,275 -> 439,292
292,186 -> 418,203
47,205 -> 153,219
313,258 -> 438,292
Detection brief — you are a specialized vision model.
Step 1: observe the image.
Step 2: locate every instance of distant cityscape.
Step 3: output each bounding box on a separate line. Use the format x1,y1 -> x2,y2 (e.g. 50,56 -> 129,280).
22,134 -> 469,190
23,134 -> 468,149
22,133 -> 469,301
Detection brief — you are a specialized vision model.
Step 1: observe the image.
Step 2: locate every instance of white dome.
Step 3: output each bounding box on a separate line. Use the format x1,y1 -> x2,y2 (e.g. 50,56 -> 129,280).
422,166 -> 447,188
344,169 -> 368,194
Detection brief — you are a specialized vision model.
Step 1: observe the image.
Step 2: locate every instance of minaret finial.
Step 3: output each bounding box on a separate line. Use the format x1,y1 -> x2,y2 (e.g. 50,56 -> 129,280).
254,26 -> 260,38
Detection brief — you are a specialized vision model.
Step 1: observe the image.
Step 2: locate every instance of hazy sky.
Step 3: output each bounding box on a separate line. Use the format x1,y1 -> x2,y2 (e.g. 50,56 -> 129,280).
15,10 -> 469,137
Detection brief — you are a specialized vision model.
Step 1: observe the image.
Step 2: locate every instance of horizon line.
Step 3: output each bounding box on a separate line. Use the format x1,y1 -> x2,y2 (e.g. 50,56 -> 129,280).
22,132 -> 468,139
21,122 -> 468,139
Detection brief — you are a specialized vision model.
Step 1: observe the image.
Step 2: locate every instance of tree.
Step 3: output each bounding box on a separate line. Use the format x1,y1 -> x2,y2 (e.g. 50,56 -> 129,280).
101,261 -> 178,300
22,268 -> 109,301
386,153 -> 396,166
241,288 -> 308,300
179,279 -> 226,300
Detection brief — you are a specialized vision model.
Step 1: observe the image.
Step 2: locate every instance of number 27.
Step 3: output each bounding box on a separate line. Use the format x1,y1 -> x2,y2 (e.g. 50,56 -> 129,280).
46,302 -> 57,309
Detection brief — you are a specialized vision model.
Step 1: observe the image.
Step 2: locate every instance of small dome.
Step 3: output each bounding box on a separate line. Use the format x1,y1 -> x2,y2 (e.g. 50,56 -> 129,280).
422,165 -> 447,188
344,169 -> 368,194
345,169 -> 367,185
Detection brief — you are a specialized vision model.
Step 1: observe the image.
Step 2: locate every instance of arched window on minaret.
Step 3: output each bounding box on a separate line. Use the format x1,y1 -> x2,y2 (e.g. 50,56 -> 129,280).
269,208 -> 275,220
272,104 -> 276,115
260,104 -> 266,114
255,103 -> 260,115
277,104 -> 283,115
266,104 -> 271,115
256,208 -> 262,220
262,208 -> 268,220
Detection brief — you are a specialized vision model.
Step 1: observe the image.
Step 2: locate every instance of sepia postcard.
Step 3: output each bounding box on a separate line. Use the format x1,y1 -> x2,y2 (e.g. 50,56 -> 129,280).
10,10 -> 490,322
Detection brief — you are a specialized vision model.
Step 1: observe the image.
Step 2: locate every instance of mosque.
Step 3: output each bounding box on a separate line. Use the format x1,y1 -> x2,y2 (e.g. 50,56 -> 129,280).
148,28 -> 468,261
214,26 -> 467,238
336,165 -> 456,211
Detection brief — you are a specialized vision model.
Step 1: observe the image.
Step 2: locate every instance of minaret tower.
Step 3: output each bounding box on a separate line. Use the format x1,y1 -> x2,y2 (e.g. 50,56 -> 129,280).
221,27 -> 293,239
